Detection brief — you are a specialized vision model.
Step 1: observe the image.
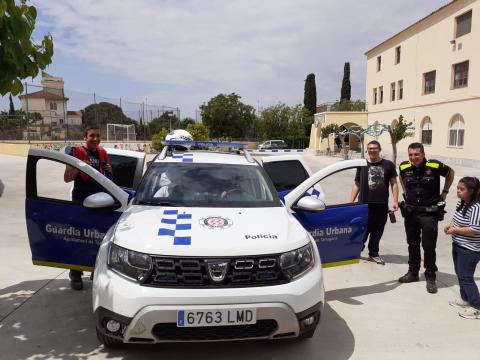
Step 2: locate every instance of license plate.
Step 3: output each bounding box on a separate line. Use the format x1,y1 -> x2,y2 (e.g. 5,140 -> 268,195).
177,309 -> 256,327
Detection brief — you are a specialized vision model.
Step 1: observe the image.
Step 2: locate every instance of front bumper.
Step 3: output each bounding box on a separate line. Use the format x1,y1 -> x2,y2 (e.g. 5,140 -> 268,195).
95,301 -> 322,343
92,241 -> 324,342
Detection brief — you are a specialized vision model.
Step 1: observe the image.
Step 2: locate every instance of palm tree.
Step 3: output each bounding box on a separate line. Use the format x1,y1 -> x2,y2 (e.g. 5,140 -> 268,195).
388,115 -> 414,165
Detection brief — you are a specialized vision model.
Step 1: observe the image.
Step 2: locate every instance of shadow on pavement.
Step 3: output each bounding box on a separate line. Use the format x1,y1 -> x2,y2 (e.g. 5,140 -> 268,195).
326,280 -> 402,305
0,279 -> 355,360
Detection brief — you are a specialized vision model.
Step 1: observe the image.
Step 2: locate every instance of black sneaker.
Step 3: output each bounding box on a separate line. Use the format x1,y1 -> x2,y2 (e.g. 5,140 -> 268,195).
398,272 -> 419,283
69,270 -> 83,290
426,279 -> 438,294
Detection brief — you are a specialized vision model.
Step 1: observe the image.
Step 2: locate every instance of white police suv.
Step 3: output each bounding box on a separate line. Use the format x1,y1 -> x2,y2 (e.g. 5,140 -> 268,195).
25,142 -> 368,345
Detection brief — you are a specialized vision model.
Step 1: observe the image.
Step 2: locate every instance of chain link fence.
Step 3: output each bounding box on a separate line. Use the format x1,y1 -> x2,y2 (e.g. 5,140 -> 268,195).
0,81 -> 180,141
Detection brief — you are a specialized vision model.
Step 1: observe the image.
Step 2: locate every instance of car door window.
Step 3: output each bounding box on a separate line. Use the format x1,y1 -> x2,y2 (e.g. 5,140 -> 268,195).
315,168 -> 358,207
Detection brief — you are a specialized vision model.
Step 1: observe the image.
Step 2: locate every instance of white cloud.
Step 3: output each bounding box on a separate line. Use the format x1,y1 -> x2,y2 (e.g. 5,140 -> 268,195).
33,0 -> 450,117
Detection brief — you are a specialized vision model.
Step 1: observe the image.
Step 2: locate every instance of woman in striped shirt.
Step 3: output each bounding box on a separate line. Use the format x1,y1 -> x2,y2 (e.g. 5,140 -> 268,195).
444,177 -> 480,319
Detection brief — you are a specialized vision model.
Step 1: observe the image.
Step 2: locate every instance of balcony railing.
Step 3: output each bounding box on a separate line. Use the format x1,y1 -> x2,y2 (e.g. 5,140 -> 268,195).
316,100 -> 367,113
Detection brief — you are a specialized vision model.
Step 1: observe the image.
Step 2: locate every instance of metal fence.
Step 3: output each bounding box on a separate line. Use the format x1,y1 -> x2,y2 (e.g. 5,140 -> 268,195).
0,82 -> 180,141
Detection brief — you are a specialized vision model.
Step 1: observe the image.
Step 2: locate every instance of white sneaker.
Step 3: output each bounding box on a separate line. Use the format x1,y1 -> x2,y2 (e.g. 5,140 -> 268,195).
449,298 -> 470,308
368,256 -> 385,265
459,306 -> 480,319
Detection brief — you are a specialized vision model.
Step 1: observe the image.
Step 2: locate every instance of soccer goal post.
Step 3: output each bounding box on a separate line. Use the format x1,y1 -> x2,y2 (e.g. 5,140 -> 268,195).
106,123 -> 136,142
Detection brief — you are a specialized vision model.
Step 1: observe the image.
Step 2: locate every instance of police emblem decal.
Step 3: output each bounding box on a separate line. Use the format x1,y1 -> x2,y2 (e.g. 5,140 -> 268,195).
206,260 -> 229,282
199,216 -> 233,230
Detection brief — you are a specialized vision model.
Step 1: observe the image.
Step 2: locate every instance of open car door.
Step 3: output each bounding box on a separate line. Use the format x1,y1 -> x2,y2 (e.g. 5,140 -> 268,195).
261,155 -> 324,202
25,148 -> 129,272
103,148 -> 145,199
284,159 -> 369,267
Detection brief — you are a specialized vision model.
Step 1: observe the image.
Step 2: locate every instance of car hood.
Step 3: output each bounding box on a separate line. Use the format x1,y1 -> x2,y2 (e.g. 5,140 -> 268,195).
113,206 -> 309,256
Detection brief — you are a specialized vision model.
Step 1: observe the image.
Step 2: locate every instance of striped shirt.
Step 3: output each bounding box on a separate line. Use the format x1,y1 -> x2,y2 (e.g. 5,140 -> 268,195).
452,201 -> 480,252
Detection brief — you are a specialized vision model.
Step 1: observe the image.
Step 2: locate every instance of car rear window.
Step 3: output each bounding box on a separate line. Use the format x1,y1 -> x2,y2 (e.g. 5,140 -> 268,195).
263,160 -> 309,192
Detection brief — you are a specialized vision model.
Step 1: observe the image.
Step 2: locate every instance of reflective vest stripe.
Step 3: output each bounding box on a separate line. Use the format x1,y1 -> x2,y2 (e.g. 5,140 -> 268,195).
399,163 -> 411,171
426,161 -> 440,169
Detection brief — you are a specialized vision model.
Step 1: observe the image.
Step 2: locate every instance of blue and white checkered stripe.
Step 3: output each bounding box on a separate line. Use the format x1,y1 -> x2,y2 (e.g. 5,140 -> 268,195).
171,153 -> 193,163
158,209 -> 192,245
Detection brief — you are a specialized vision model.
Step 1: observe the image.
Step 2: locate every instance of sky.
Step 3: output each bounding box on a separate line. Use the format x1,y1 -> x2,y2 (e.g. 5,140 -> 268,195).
6,0 -> 450,119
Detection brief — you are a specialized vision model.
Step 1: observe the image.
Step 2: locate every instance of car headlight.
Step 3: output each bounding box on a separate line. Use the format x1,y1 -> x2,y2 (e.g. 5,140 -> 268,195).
108,243 -> 152,282
279,244 -> 315,280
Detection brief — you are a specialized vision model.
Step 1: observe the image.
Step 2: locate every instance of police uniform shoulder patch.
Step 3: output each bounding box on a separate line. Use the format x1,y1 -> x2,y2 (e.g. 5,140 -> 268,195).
426,160 -> 440,169
399,161 -> 411,171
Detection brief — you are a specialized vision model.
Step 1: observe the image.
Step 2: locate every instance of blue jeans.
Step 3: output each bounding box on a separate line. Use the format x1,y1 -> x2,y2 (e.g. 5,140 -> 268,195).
452,243 -> 480,310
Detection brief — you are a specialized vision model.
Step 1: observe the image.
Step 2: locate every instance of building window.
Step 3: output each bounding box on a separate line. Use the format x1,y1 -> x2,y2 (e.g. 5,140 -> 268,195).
59,118 -> 64,125
421,117 -> 432,145
453,61 -> 469,88
390,83 -> 396,101
377,56 -> 381,72
373,88 -> 378,105
423,71 -> 436,94
398,80 -> 403,100
395,46 -> 401,64
455,10 -> 472,38
379,86 -> 383,104
50,102 -> 57,110
448,114 -> 465,147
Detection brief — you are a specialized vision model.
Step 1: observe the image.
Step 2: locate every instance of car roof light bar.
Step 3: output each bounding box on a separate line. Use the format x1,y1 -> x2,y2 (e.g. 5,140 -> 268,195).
161,140 -> 248,149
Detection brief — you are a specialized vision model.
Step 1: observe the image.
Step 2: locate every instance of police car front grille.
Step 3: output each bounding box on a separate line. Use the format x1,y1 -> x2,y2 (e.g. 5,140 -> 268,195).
144,256 -> 288,288
152,320 -> 278,340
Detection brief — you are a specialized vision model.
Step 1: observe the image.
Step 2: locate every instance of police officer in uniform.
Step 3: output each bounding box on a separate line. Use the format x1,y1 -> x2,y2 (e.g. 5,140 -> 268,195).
398,142 -> 455,293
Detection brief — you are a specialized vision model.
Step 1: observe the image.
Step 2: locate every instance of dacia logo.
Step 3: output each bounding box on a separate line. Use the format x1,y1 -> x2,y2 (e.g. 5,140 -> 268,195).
206,260 -> 229,283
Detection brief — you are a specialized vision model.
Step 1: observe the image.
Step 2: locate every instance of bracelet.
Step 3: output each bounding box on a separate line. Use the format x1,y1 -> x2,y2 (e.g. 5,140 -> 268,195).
442,190 -> 449,194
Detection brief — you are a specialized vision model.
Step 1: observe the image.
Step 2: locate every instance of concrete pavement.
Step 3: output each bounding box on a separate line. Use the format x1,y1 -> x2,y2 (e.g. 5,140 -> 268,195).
0,152 -> 479,360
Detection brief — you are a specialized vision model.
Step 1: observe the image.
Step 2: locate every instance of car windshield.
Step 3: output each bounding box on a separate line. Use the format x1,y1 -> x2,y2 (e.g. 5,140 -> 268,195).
135,162 -> 282,207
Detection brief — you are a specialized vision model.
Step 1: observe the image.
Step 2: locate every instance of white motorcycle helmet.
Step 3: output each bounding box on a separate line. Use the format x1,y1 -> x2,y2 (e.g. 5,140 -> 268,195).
165,129 -> 193,151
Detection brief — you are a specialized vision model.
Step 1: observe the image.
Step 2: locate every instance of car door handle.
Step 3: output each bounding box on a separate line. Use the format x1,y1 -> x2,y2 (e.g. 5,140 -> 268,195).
350,217 -> 364,225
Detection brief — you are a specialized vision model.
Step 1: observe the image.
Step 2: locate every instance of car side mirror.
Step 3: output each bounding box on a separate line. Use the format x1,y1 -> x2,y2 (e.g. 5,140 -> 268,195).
83,192 -> 116,208
294,196 -> 326,212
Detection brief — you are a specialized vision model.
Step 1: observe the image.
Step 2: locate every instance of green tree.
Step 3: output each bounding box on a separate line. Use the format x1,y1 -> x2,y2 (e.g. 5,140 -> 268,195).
200,93 -> 255,138
330,99 -> 366,112
287,105 -> 310,148
388,115 -> 414,165
179,117 -> 196,129
186,123 -> 209,141
303,73 -> 317,116
320,123 -> 341,150
260,103 -> 290,140
83,102 -> 136,127
148,112 -> 179,135
0,0 -> 54,95
8,94 -> 15,115
340,62 -> 351,101
151,128 -> 170,151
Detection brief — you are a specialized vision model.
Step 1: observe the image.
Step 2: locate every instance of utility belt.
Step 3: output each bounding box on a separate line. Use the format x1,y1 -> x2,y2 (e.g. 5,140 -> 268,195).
399,201 -> 446,220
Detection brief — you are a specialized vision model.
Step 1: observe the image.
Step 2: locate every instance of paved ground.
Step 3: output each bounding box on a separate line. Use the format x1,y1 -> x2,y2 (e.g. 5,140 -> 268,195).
0,152 -> 479,360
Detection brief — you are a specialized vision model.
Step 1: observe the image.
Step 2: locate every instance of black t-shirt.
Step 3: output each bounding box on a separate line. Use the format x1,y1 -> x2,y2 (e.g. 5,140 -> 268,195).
355,158 -> 397,204
72,147 -> 104,201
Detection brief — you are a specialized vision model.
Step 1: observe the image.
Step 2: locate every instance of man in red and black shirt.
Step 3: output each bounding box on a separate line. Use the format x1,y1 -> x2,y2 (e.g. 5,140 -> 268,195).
64,126 -> 112,290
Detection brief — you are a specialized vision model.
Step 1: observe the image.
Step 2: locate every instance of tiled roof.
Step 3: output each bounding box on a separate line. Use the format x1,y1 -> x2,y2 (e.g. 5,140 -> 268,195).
19,90 -> 69,101
67,111 -> 82,116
